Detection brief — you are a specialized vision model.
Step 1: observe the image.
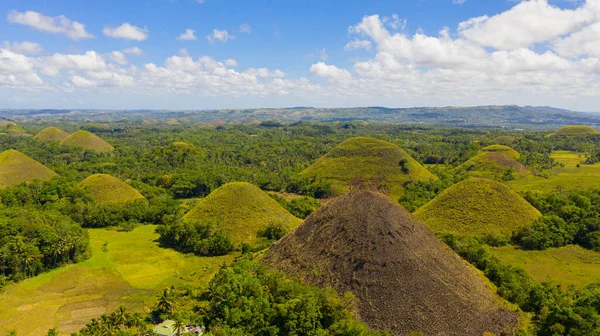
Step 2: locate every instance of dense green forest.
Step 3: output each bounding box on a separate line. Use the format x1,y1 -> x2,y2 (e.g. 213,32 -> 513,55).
3,120 -> 600,335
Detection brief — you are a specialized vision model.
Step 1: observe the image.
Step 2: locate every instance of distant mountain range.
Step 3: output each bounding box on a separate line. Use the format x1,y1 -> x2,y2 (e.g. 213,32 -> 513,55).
2,105 -> 600,129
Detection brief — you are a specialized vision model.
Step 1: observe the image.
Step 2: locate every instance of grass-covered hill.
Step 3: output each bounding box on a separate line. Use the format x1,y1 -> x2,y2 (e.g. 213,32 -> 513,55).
414,178 -> 541,236
480,144 -> 520,159
300,137 -> 437,197
183,182 -> 301,246
78,174 -> 146,205
458,152 -> 529,179
264,190 -> 518,336
34,126 -> 70,142
1,122 -> 27,134
550,125 -> 599,136
61,130 -> 114,152
0,150 -> 57,189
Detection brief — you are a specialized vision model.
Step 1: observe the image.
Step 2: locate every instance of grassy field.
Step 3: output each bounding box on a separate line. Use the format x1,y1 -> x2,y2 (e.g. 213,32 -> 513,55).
0,225 -> 235,336
508,151 -> 600,193
34,127 -> 70,142
549,125 -> 598,137
491,245 -> 600,288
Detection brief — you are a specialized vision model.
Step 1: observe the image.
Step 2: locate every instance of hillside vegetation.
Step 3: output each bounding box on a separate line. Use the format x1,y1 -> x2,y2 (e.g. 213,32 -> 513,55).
61,130 -> 114,152
300,137 -> 437,197
78,174 -> 145,205
183,182 -> 301,246
481,144 -> 520,159
0,150 -> 57,189
1,122 -> 26,134
34,126 -> 70,142
550,125 -> 599,136
458,152 -> 529,179
414,178 -> 541,236
264,190 -> 519,336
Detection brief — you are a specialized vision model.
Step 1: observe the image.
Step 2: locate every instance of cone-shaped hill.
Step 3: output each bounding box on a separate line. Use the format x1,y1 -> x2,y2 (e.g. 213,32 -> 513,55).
264,190 -> 518,335
61,130 -> 114,152
1,122 -> 26,134
300,137 -> 437,197
34,126 -> 70,142
480,144 -> 520,159
78,174 -> 145,205
414,178 -> 541,236
550,125 -> 598,137
0,150 -> 57,189
183,182 -> 301,246
458,152 -> 529,179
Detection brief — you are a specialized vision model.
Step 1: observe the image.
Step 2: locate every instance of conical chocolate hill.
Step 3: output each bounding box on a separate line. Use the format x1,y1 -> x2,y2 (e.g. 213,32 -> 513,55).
263,190 -> 518,336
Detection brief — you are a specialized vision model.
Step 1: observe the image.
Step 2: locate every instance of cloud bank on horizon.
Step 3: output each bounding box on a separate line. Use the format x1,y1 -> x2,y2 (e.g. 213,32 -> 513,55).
1,0 -> 600,110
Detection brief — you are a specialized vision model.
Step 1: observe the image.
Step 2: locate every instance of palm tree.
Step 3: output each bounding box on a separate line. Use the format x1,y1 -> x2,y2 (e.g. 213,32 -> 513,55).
46,328 -> 58,336
114,305 -> 128,328
173,319 -> 186,336
157,288 -> 174,315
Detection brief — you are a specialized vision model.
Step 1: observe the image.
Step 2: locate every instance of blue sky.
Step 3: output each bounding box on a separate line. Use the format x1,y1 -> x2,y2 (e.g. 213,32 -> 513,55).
1,0 -> 599,111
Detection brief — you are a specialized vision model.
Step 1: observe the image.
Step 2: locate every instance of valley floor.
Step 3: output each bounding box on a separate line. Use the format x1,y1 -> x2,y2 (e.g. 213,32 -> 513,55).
0,225 -> 235,335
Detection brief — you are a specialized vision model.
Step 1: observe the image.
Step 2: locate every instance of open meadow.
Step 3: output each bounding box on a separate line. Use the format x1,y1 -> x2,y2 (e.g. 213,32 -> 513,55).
0,225 -> 235,335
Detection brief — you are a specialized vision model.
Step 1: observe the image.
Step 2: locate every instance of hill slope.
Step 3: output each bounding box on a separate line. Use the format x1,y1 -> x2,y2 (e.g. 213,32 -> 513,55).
480,144 -> 520,159
34,127 -> 70,142
78,174 -> 145,205
61,130 -> 114,152
0,150 -> 57,189
264,190 -> 518,336
458,152 -> 529,179
550,125 -> 599,136
183,182 -> 301,246
1,122 -> 26,134
414,178 -> 540,236
300,137 -> 436,197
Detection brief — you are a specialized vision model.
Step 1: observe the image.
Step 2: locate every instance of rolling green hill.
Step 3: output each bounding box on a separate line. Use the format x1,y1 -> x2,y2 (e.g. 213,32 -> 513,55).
34,127 -> 70,142
300,137 -> 437,197
480,145 -> 520,159
414,178 -> 541,236
78,174 -> 145,205
0,150 -> 57,189
1,122 -> 26,134
458,152 -> 529,179
550,125 -> 598,136
183,182 -> 301,246
61,130 -> 114,152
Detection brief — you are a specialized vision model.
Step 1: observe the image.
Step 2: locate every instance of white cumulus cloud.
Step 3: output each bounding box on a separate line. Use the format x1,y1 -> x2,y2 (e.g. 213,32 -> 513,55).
103,23 -> 148,41
7,10 -> 94,40
207,29 -> 232,43
177,29 -> 197,41
2,41 -> 43,55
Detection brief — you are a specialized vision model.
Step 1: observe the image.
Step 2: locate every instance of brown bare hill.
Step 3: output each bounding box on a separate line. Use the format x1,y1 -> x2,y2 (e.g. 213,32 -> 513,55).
264,191 -> 518,336
61,130 -> 114,152
0,150 -> 57,189
34,127 -> 69,142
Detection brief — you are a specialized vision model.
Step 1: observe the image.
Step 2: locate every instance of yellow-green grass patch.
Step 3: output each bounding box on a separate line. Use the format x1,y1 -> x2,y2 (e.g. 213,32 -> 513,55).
183,182 -> 301,246
0,225 -> 235,336
0,150 -> 57,189
491,245 -> 600,289
34,127 -> 70,142
508,151 -> 600,194
78,174 -> 145,205
300,137 -> 437,198
414,178 -> 541,236
480,145 -> 520,160
61,130 -> 114,153
1,123 -> 26,134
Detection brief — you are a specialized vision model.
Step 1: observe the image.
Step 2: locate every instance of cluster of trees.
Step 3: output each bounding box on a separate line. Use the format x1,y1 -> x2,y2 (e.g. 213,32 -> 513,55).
269,193 -> 322,219
75,306 -> 149,336
444,235 -> 600,335
152,257 -> 386,336
156,219 -> 233,256
516,189 -> 600,251
0,208 -> 88,286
